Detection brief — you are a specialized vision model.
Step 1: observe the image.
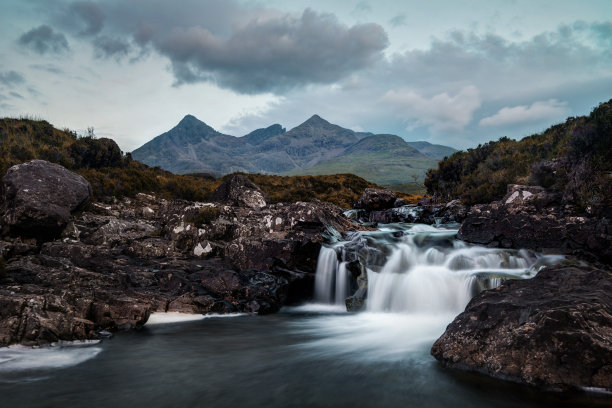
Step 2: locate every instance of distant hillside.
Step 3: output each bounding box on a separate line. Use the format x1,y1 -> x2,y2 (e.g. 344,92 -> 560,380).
0,118 -> 402,207
405,141 -> 457,159
132,114 -> 453,188
288,134 -> 438,187
425,98 -> 612,211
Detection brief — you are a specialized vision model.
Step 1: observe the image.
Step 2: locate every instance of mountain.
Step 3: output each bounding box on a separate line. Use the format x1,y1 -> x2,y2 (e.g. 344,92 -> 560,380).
132,114 -> 453,188
288,134 -> 438,186
405,141 -> 457,159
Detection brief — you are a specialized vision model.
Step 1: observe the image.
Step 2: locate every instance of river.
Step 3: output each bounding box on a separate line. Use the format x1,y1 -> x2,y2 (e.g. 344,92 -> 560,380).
0,223 -> 606,407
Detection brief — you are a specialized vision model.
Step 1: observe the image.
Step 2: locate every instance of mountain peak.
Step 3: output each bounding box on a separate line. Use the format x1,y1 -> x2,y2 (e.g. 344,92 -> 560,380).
179,114 -> 204,126
301,114 -> 330,127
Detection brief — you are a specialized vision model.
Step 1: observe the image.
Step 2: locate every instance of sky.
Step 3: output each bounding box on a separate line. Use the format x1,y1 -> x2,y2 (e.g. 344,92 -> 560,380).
1,0 -> 611,152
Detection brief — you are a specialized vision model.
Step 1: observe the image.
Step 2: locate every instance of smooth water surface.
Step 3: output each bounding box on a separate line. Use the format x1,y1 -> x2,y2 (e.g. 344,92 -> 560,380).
0,308 -> 605,408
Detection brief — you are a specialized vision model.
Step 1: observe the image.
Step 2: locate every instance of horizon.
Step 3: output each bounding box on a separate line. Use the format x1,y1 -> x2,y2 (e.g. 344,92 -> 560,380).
1,0 -> 611,152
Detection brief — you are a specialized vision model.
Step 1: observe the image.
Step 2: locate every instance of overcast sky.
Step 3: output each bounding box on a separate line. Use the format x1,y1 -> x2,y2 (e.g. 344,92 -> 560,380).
1,0 -> 611,151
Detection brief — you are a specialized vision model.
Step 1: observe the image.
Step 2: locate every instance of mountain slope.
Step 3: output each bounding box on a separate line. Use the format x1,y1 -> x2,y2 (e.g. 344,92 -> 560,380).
288,134 -> 439,186
405,141 -> 457,159
132,114 -> 453,187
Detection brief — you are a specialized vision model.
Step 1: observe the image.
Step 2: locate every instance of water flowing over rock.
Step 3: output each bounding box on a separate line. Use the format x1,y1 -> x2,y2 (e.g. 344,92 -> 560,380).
211,174 -> 267,208
1,160 -> 92,241
458,184 -> 612,263
313,224 -> 562,313
431,264 -> 612,392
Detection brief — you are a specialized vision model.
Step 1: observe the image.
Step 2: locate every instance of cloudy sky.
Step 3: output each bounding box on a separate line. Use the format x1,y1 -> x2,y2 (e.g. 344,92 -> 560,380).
1,0 -> 611,151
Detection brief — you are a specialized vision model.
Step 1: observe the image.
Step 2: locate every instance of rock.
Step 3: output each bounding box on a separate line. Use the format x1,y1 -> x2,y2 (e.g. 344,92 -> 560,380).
211,175 -> 267,208
354,188 -> 397,211
458,184 -> 612,263
1,160 -> 92,241
431,265 -> 612,392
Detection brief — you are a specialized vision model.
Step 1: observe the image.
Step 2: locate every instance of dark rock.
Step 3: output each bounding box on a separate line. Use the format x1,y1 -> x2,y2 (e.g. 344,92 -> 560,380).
458,184 -> 612,263
354,188 -> 397,211
1,160 -> 92,241
211,175 -> 267,208
431,265 -> 612,392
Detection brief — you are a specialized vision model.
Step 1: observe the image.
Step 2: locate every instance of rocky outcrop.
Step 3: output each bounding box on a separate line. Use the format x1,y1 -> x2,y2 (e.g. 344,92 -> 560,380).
211,174 -> 267,208
458,184 -> 612,263
0,167 -> 353,346
1,160 -> 92,241
431,264 -> 612,392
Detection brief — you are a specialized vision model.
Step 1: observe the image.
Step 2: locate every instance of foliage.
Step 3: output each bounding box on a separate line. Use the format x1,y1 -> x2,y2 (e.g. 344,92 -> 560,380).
425,99 -> 612,210
0,118 -> 411,208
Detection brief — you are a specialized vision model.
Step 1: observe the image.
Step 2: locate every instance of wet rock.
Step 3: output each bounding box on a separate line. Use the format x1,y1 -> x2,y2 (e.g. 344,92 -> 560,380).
211,175 -> 267,208
1,160 -> 92,241
354,188 -> 397,211
431,264 -> 612,392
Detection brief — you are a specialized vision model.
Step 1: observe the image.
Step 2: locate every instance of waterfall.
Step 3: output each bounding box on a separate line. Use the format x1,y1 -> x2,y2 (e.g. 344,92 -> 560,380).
313,223 -> 563,312
314,246 -> 350,305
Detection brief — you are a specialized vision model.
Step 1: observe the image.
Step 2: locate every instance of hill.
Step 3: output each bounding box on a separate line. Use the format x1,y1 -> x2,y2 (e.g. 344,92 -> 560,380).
0,117 -> 410,208
132,114 -> 453,188
424,98 -> 612,212
288,134 -> 438,187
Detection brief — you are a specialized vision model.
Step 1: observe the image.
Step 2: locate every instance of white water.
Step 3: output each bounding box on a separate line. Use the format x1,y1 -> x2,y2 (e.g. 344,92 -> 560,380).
145,312 -> 246,325
314,223 -> 564,314
0,342 -> 102,374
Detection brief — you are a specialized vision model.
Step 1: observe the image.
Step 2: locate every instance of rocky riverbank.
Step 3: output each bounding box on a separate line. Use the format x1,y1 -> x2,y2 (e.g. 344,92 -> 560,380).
431,264 -> 612,392
0,161 -> 352,346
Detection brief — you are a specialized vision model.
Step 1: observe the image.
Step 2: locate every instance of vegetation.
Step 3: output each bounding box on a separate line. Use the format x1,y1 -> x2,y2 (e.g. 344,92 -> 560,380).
0,118 -> 418,208
424,99 -> 612,211
186,207 -> 221,226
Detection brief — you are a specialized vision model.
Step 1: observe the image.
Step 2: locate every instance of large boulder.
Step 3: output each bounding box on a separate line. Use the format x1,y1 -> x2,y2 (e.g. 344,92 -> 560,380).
211,175 -> 267,208
353,188 -> 397,211
431,265 -> 612,392
1,160 -> 92,241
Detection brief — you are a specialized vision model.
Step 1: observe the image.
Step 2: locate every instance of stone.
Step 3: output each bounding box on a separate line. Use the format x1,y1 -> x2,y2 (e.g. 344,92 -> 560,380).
458,185 -> 612,263
431,265 -> 612,392
354,188 -> 397,211
211,175 -> 267,208
1,160 -> 92,241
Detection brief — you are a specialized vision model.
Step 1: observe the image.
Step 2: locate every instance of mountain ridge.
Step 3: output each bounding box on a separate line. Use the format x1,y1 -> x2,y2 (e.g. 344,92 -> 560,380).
132,114 -> 456,187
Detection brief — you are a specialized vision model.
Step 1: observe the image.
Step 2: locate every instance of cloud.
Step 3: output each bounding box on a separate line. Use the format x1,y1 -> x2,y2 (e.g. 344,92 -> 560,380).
156,9 -> 388,93
69,1 -> 105,35
29,64 -> 65,75
93,35 -> 130,58
389,14 -> 407,27
0,71 -> 25,86
479,99 -> 570,127
382,86 -> 482,132
18,25 -> 70,54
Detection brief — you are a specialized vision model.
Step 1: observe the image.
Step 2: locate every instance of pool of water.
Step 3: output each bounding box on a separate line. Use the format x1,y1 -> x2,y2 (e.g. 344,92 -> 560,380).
0,306 -> 605,408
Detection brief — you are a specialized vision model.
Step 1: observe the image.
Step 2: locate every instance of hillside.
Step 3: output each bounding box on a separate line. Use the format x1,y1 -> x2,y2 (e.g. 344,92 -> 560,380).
288,134 -> 438,187
424,98 -> 612,211
0,118 -> 406,208
132,114 -> 453,188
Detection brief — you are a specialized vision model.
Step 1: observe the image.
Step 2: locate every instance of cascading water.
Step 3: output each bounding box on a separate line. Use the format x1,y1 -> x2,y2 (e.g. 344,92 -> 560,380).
314,247 -> 349,305
314,223 -> 563,313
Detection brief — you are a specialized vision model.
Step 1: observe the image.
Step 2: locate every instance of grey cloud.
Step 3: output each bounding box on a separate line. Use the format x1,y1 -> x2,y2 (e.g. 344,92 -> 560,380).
93,36 -> 130,59
389,14 -> 407,27
18,25 -> 69,54
223,22 -> 612,148
157,9 -> 388,93
9,91 -> 24,99
69,1 -> 105,35
0,71 -> 25,86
